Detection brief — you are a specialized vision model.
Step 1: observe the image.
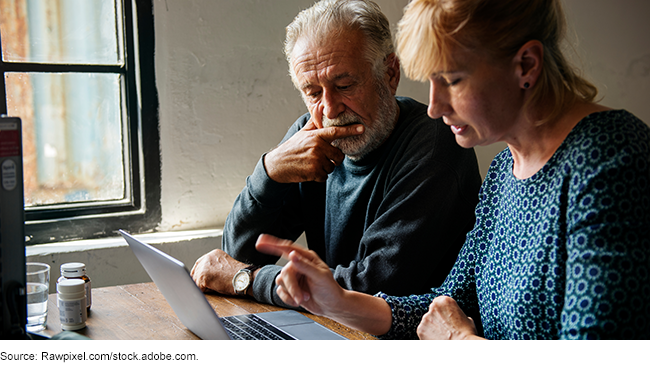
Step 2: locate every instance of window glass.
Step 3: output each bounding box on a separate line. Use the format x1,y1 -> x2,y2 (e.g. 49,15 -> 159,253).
5,72 -> 126,206
0,0 -> 121,65
1,0 -> 160,244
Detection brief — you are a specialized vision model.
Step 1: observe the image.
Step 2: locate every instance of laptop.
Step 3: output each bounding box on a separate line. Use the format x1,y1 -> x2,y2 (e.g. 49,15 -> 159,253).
119,230 -> 347,340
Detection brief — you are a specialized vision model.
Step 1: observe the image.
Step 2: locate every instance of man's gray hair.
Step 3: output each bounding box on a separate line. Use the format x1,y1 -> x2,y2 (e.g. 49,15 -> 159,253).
284,0 -> 394,85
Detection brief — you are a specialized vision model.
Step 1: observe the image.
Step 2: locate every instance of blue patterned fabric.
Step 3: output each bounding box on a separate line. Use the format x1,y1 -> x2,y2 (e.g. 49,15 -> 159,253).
377,110 -> 650,340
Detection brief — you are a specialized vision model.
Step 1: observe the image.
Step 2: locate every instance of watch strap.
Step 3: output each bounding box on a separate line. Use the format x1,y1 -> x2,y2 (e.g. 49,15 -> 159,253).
244,264 -> 262,272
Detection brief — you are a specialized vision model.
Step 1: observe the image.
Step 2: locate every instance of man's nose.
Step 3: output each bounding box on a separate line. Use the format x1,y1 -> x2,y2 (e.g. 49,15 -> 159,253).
322,89 -> 345,120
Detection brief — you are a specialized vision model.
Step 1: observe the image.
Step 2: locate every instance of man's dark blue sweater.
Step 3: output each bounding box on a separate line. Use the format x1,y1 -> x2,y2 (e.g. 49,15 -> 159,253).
223,96 -> 482,307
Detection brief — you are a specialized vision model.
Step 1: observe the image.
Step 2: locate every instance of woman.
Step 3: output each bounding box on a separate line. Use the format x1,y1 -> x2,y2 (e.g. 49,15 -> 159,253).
256,0 -> 650,340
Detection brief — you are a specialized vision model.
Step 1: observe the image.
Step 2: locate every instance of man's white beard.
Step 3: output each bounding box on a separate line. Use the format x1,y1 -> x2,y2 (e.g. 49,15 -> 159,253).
322,83 -> 398,161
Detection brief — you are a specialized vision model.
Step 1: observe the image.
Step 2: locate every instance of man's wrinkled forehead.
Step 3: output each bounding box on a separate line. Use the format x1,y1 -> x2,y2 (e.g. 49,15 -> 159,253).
290,31 -> 367,85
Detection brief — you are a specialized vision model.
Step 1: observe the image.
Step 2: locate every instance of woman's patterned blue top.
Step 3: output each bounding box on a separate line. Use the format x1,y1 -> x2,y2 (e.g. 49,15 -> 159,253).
376,110 -> 650,339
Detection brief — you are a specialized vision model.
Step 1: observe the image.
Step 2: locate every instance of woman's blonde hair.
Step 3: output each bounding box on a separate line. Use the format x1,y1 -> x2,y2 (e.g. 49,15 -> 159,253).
396,0 -> 598,125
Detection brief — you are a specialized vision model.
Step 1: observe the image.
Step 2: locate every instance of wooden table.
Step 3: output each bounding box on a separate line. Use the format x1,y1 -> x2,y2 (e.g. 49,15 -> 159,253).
38,282 -> 375,340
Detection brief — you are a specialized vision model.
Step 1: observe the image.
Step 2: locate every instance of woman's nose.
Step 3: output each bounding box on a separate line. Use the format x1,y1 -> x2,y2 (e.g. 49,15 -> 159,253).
427,81 -> 452,119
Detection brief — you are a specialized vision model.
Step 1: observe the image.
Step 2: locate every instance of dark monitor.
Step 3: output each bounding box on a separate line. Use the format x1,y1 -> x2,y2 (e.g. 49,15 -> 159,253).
0,116 -> 26,339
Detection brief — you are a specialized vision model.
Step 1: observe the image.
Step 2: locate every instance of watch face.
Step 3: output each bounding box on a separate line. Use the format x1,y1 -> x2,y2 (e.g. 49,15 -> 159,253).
234,271 -> 251,291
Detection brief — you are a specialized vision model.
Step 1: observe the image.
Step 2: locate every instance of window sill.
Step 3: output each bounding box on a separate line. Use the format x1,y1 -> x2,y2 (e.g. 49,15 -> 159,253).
27,228 -> 223,292
26,228 -> 223,255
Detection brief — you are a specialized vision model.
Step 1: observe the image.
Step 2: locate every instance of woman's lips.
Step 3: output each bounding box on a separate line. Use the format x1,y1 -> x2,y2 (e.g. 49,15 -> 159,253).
450,124 -> 468,134
442,117 -> 468,135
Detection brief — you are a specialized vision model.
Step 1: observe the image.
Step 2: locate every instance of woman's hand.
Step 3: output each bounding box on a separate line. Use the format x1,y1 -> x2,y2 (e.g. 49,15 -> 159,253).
417,296 -> 483,340
255,234 -> 393,335
255,234 -> 345,316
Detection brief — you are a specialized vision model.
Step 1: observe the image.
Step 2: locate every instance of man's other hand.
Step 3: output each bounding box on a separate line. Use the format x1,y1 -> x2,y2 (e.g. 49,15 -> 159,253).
191,249 -> 248,296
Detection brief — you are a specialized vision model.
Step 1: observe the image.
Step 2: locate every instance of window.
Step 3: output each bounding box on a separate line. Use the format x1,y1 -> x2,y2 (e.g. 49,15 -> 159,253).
0,0 -> 160,244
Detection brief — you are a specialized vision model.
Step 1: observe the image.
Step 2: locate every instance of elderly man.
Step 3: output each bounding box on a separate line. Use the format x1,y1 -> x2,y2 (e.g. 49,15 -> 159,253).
191,0 -> 481,307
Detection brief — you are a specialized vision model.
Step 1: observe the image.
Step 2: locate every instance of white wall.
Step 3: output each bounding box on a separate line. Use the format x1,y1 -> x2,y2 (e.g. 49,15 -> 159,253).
564,0 -> 650,122
28,0 -> 650,289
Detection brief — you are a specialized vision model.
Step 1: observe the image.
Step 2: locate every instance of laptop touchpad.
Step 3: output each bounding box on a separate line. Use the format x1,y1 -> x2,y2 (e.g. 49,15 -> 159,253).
256,310 -> 313,326
256,311 -> 347,340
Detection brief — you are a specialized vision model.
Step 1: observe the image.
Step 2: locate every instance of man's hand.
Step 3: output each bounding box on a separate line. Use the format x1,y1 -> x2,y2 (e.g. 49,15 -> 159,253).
264,119 -> 364,183
416,296 -> 483,340
190,249 -> 249,296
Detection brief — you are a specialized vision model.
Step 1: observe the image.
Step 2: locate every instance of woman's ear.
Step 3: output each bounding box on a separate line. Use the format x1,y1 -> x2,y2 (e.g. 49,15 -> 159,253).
515,40 -> 543,89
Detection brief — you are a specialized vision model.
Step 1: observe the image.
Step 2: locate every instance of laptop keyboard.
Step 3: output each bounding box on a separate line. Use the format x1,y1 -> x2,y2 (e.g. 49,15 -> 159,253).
222,314 -> 295,340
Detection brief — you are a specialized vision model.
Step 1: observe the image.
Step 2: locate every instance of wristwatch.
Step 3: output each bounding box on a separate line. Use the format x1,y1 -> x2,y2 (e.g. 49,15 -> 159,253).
232,265 -> 261,296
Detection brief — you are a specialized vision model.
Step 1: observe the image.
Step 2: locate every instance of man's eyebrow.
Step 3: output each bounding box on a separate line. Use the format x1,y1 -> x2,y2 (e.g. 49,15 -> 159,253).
299,72 -> 355,91
332,72 -> 353,82
299,82 -> 314,91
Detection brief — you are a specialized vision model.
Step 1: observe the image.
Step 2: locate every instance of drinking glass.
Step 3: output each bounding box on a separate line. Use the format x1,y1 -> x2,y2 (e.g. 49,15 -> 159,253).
26,263 -> 50,332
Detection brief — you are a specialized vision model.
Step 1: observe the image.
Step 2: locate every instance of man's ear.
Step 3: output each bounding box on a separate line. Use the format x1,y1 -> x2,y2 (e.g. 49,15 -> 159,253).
515,40 -> 543,89
385,53 -> 401,95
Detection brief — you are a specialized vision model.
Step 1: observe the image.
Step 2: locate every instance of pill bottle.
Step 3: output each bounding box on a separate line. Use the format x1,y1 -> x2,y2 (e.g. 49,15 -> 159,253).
58,262 -> 91,311
57,279 -> 87,330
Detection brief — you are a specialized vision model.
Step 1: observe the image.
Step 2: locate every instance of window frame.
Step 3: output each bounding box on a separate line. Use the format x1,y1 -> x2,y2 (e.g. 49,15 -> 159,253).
0,0 -> 160,244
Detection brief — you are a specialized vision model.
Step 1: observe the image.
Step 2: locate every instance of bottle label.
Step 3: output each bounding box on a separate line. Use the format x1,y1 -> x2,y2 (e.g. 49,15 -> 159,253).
58,297 -> 87,324
85,282 -> 92,308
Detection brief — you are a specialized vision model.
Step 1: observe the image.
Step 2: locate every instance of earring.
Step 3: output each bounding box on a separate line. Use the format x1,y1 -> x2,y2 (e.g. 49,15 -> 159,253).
524,82 -> 530,89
